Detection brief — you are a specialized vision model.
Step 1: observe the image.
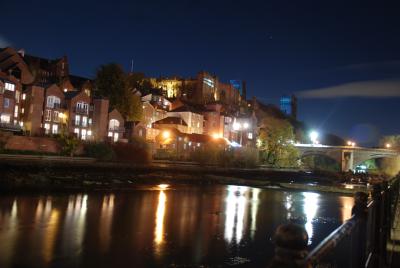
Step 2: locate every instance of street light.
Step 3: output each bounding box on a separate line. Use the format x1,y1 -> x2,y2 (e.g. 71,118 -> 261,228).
386,143 -> 392,148
162,130 -> 170,139
309,131 -> 319,144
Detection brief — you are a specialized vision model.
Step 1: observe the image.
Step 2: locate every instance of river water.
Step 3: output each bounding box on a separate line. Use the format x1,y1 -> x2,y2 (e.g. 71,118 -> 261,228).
0,184 -> 354,268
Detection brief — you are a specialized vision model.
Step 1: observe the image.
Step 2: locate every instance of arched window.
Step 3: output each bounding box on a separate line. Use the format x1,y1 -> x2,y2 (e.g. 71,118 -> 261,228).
109,119 -> 120,130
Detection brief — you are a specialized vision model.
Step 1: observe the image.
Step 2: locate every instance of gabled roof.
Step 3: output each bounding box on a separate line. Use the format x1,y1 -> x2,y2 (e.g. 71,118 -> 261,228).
64,90 -> 81,99
69,74 -> 92,89
153,116 -> 187,126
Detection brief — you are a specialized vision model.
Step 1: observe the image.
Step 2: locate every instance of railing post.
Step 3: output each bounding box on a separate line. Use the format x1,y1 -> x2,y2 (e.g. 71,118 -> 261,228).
351,191 -> 368,268
371,182 -> 383,267
268,223 -> 309,268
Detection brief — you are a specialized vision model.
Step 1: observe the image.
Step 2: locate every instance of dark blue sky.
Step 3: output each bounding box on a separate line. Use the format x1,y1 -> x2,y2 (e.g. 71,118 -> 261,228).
2,0 -> 400,145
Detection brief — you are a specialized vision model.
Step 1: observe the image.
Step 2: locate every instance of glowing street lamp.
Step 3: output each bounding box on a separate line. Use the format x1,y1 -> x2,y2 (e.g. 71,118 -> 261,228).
309,131 -> 319,144
162,130 -> 170,139
386,143 -> 392,148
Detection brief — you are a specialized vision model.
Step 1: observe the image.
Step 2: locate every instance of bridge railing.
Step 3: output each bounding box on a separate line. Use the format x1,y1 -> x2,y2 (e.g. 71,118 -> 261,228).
269,177 -> 400,268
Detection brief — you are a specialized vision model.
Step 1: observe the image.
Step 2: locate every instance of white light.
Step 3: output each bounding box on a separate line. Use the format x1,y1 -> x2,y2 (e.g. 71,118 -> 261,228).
309,131 -> 319,144
243,122 -> 249,129
233,122 -> 241,131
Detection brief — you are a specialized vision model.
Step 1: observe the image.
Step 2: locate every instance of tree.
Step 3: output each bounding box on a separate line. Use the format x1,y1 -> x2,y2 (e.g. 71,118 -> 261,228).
95,64 -> 143,121
258,115 -> 299,167
377,135 -> 400,176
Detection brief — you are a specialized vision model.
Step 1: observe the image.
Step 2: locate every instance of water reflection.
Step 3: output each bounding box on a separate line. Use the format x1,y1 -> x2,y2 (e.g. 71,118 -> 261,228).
62,194 -> 88,256
224,186 -> 260,243
154,185 -> 167,256
338,196 -> 354,222
0,186 -> 353,268
99,194 -> 115,252
302,192 -> 320,245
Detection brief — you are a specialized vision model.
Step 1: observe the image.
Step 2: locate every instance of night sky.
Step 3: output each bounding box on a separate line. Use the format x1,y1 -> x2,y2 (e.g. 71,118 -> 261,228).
2,0 -> 400,145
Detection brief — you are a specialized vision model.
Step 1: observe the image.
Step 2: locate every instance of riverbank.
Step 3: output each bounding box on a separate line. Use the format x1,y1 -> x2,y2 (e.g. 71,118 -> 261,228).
0,156 -> 364,195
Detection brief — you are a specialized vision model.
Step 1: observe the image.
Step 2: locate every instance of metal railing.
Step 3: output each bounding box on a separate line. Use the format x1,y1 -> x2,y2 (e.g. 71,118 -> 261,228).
269,177 -> 400,268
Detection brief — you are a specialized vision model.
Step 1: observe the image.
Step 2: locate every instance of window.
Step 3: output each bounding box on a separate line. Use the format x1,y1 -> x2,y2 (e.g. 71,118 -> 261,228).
3,98 -> 10,108
47,96 -> 61,108
82,116 -> 87,127
44,123 -> 50,134
0,114 -> 11,123
22,93 -> 26,100
21,108 -> 24,114
113,132 -> 119,142
248,132 -> 253,140
75,115 -> 81,126
53,111 -> 59,122
88,118 -> 92,125
45,110 -> 51,121
108,132 -> 113,137
81,129 -> 87,140
5,82 -> 15,92
109,119 -> 120,130
84,89 -> 91,96
14,106 -> 18,118
76,102 -> 89,114
15,91 -> 20,103
52,124 -> 58,134
74,128 -> 79,136
87,130 -> 92,136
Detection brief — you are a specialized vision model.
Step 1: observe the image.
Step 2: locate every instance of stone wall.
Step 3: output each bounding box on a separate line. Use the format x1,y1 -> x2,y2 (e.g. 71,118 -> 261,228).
5,136 -> 61,153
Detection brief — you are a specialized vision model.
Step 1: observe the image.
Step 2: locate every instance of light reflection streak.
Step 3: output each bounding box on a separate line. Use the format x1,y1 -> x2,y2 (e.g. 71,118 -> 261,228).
302,192 -> 319,245
62,194 -> 88,254
224,186 -> 250,243
43,209 -> 60,263
99,194 -> 115,252
154,189 -> 167,256
250,188 -> 260,239
338,196 -> 354,222
0,199 -> 18,265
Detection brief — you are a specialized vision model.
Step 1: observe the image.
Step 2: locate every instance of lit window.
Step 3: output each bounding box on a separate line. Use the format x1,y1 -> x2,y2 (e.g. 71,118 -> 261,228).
74,128 -> 79,135
22,93 -> 26,100
5,82 -> 15,92
19,121 -> 23,127
197,143 -> 201,147
0,114 -> 11,123
109,119 -> 120,130
248,133 -> 253,139
81,129 -> 87,140
47,96 -> 61,108
53,111 -> 59,122
75,115 -> 81,125
88,118 -> 92,125
45,110 -> 51,121
52,124 -> 58,134
108,132 -> 113,137
14,106 -> 18,118
113,132 -> 119,142
21,108 -> 24,114
15,91 -> 20,103
76,102 -> 89,114
82,116 -> 87,127
3,98 -> 10,108
44,123 -> 50,134
84,89 -> 90,96
87,130 -> 92,136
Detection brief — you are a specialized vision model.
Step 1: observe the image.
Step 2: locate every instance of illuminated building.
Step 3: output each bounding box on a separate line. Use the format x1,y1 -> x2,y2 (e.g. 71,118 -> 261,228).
280,94 -> 297,119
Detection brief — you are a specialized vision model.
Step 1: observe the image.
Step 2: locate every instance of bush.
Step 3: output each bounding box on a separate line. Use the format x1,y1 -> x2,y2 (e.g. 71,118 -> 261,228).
84,142 -> 116,161
112,140 -> 151,165
191,144 -> 259,168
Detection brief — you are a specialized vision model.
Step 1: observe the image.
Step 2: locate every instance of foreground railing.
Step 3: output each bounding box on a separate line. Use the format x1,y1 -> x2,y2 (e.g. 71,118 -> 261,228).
269,177 -> 400,268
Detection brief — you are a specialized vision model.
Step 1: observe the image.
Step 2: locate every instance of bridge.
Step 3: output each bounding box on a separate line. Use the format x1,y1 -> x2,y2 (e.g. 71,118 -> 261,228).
295,144 -> 399,171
